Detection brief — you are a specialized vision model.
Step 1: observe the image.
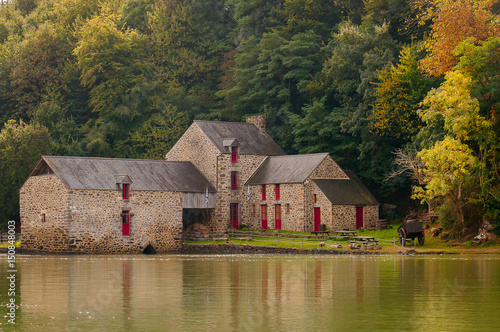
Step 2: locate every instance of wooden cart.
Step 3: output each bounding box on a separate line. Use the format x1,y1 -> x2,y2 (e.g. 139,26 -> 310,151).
397,219 -> 424,246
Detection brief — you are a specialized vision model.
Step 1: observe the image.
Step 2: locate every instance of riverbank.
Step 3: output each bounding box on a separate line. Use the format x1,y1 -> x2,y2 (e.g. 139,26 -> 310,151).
3,224 -> 499,255
181,242 -> 469,255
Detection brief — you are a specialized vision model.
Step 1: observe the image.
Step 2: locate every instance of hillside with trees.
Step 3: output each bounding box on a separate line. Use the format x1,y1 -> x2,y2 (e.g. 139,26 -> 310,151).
0,0 -> 499,238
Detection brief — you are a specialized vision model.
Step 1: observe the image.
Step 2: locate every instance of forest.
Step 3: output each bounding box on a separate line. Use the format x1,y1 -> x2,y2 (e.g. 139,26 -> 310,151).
0,0 -> 499,237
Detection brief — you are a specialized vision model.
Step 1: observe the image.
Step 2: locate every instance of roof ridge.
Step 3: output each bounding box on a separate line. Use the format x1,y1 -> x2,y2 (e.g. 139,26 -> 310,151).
194,119 -> 257,126
42,156 -> 193,164
267,153 -> 329,159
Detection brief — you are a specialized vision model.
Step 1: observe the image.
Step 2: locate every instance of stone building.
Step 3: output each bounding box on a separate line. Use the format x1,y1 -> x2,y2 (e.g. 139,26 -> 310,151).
166,116 -> 378,233
20,116 -> 378,253
20,157 -> 215,253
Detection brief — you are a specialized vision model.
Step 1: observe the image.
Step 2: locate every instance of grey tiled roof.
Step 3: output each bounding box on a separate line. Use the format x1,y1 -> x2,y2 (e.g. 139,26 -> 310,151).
195,120 -> 285,155
313,171 -> 378,205
31,156 -> 216,192
245,153 -> 329,185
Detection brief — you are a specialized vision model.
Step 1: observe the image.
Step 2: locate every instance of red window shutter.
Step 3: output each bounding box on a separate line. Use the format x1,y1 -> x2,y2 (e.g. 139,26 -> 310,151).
275,204 -> 281,230
275,184 -> 280,200
231,146 -> 238,163
261,205 -> 268,229
123,184 -> 129,200
231,171 -> 238,190
261,185 -> 266,201
122,211 -> 130,236
230,203 -> 239,229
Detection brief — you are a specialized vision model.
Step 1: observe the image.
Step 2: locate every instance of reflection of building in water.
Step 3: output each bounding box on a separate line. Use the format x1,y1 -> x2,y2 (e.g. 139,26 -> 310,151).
15,256 -> 500,330
19,257 -> 185,330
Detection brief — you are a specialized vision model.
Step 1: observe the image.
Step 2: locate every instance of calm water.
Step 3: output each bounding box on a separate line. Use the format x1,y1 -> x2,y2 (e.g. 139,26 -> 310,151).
1,254 -> 500,331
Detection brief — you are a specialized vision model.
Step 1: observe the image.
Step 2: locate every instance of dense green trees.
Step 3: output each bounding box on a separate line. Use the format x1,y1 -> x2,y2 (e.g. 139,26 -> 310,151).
0,0 -> 499,236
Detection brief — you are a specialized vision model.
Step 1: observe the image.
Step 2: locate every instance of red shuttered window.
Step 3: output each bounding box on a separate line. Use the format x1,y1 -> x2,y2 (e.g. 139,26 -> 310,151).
123,183 -> 129,200
274,184 -> 280,200
231,146 -> 238,163
261,205 -> 268,229
275,204 -> 281,230
122,211 -> 130,236
231,171 -> 238,190
261,184 -> 266,201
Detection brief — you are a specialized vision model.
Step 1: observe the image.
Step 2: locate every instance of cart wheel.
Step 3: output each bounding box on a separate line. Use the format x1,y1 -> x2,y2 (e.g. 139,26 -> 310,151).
418,233 -> 425,245
399,229 -> 406,247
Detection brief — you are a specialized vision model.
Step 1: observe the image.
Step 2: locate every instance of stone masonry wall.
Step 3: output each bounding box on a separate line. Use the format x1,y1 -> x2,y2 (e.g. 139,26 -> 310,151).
67,189 -> 183,253
20,174 -> 183,253
20,174 -> 70,252
309,155 -> 348,179
165,123 -> 220,185
304,155 -> 348,232
332,205 -> 357,229
363,205 -> 379,228
213,153 -> 267,233
331,205 -> 379,229
245,183 -> 306,232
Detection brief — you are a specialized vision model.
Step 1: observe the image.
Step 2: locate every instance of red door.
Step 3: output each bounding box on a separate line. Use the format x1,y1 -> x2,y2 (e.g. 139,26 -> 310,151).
261,205 -> 268,229
314,207 -> 321,232
275,204 -> 281,230
356,207 -> 364,229
122,211 -> 130,236
230,203 -> 239,229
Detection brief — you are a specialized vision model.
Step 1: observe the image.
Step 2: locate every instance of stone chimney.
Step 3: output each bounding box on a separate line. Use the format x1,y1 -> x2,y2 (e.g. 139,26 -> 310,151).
246,115 -> 266,132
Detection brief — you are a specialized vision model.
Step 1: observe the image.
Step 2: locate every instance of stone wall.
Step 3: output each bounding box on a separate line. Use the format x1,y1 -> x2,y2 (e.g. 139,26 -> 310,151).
309,155 -> 348,179
303,156 -> 347,232
332,205 -> 357,229
67,189 -> 183,253
20,174 -> 70,252
165,123 -> 220,185
20,174 -> 184,253
331,205 -> 379,229
245,183 -> 306,232
213,153 -> 267,233
363,205 -> 379,228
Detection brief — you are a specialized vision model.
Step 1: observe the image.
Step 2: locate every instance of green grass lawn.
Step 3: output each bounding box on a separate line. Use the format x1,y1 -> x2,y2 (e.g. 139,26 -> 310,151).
189,223 -> 500,253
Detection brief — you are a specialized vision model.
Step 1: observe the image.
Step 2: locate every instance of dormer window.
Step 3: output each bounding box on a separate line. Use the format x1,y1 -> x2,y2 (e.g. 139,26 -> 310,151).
123,183 -> 130,200
231,146 -> 238,163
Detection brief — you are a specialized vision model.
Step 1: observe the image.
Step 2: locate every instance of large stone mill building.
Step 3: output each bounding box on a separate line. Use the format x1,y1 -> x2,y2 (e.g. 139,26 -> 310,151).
20,116 -> 378,253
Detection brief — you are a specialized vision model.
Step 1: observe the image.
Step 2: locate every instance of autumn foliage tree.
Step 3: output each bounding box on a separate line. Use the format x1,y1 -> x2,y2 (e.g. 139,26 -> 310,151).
419,0 -> 500,76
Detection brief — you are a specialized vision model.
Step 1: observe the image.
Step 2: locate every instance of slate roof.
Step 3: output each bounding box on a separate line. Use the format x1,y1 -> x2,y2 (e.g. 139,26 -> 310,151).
245,153 -> 329,185
313,171 -> 378,205
194,120 -> 285,155
31,156 -> 216,193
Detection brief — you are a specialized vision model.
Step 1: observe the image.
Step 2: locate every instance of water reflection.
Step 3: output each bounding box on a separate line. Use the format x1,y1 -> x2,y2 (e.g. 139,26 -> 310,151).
1,255 -> 500,331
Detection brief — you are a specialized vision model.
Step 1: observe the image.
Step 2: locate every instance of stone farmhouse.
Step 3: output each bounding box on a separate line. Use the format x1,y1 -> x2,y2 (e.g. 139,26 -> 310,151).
20,116 -> 378,253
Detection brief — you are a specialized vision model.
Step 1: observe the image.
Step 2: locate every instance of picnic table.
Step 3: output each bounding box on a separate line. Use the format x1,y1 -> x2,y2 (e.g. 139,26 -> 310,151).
351,236 -> 378,244
310,230 -> 356,238
331,230 -> 356,237
310,230 -> 331,238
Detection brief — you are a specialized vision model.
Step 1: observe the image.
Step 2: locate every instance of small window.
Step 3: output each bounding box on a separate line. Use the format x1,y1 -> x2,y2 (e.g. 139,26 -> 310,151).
313,194 -> 317,204
261,184 -> 266,201
274,184 -> 280,200
286,203 -> 290,213
231,171 -> 238,190
122,210 -> 130,236
253,204 -> 256,214
231,146 -> 238,163
123,183 -> 130,200
42,213 -> 46,223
